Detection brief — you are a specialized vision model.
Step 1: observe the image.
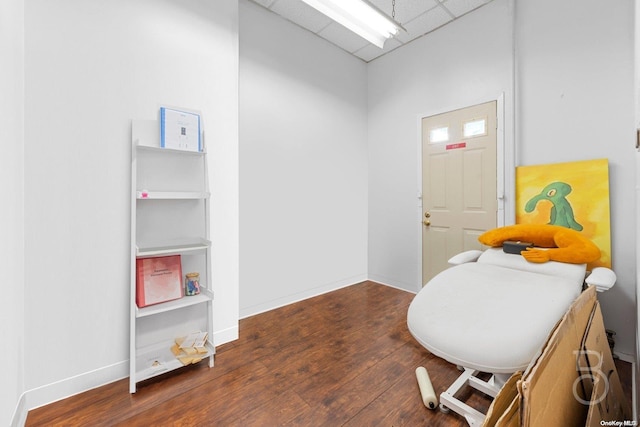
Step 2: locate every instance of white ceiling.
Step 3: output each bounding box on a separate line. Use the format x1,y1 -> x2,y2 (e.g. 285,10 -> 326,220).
249,0 -> 495,62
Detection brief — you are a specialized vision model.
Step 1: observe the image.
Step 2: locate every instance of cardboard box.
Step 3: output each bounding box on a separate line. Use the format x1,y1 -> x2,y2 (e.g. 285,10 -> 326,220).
496,395 -> 521,427
482,286 -> 630,426
518,286 -> 597,427
484,372 -> 522,427
581,302 -> 632,426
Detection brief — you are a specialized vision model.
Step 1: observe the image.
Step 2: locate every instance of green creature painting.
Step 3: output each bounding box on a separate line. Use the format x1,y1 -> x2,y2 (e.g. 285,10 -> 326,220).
524,181 -> 583,231
515,158 -> 611,268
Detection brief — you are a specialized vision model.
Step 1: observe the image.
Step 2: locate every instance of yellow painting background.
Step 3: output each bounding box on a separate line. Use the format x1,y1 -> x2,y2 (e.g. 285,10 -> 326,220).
515,158 -> 611,269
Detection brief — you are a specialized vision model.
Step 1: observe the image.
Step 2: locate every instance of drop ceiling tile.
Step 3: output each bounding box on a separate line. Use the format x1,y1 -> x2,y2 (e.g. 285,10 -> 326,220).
441,0 -> 492,17
353,37 -> 402,62
369,0 -> 440,24
252,0 -> 276,8
317,22 -> 370,53
396,6 -> 452,43
270,0 -> 333,33
249,0 -> 495,63
366,0 -> 393,17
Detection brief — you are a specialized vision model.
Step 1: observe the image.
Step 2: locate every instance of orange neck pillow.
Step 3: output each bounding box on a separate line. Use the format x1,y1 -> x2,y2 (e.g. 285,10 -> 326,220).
478,224 -> 600,264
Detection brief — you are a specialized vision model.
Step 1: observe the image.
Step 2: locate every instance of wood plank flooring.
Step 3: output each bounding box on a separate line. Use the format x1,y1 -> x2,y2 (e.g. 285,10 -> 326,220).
26,281 -> 632,426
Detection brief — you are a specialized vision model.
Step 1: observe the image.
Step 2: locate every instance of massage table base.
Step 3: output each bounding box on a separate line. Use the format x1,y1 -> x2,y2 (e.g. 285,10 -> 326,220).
439,367 -> 511,426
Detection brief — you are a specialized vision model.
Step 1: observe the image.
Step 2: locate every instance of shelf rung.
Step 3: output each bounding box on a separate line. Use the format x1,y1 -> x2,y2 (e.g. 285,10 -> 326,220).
135,340 -> 215,384
136,239 -> 211,257
136,143 -> 206,155
136,289 -> 213,318
136,190 -> 209,200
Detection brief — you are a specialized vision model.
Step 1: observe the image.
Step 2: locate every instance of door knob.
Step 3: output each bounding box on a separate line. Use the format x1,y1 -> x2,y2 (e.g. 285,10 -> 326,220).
423,220 -> 431,226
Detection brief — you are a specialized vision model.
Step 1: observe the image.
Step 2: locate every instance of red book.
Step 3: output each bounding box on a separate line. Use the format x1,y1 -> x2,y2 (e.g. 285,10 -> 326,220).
136,255 -> 183,307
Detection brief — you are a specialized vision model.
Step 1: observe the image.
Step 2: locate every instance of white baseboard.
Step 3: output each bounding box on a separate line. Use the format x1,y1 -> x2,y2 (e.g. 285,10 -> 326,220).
615,351 -> 636,364
26,360 -> 129,412
367,273 -> 419,294
14,324 -> 239,423
10,393 -> 26,427
239,274 -> 367,319
214,324 -> 239,347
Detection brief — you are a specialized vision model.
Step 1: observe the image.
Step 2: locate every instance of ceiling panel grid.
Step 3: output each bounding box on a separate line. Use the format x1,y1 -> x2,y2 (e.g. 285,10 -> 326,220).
250,0 -> 494,62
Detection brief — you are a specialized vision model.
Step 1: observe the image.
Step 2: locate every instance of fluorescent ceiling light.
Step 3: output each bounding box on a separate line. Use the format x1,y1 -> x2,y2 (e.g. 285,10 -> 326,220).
300,0 -> 403,48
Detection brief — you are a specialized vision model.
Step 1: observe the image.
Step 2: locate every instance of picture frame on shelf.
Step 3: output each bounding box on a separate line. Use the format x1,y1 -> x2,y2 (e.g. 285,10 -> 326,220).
136,255 -> 183,307
160,106 -> 201,152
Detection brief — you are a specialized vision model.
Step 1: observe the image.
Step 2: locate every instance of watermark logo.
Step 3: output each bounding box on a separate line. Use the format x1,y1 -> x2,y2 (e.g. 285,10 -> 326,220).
572,350 -> 636,426
572,350 -> 609,406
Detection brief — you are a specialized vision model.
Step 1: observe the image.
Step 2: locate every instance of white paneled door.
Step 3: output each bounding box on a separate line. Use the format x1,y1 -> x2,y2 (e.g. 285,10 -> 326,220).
421,101 -> 498,286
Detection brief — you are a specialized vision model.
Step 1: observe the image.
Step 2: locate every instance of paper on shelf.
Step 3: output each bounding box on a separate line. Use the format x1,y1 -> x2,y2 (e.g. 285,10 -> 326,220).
177,331 -> 208,349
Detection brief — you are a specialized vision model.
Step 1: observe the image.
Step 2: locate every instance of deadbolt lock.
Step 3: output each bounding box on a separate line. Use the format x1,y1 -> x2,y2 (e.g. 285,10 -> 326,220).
424,212 -> 431,218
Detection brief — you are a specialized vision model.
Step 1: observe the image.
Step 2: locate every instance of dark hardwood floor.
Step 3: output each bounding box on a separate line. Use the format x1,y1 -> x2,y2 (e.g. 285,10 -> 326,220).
26,281 -> 632,426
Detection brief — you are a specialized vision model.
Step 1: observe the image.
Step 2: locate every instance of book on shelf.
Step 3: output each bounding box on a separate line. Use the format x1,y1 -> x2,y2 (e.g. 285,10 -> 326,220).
136,255 -> 183,308
160,107 -> 201,152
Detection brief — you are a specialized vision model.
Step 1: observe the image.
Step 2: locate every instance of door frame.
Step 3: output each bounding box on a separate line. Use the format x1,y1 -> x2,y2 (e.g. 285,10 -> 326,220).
415,92 -> 514,292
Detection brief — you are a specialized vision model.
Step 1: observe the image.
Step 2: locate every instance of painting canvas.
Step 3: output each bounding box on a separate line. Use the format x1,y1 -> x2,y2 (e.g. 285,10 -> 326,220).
515,158 -> 611,269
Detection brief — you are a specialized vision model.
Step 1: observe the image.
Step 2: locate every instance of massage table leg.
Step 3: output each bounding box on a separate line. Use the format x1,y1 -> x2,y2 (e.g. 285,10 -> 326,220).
439,368 -> 510,426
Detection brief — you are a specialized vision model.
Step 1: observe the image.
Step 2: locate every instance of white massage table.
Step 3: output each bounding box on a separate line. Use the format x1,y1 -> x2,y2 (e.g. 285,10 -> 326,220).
407,248 -> 616,426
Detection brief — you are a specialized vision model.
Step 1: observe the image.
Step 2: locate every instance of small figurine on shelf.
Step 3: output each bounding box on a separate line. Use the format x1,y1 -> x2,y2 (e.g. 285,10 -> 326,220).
185,272 -> 200,296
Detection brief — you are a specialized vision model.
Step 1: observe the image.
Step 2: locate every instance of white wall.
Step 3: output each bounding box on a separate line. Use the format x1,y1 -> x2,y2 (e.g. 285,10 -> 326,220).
515,0 -> 636,357
0,0 -> 25,424
238,0 -> 369,317
23,0 -> 238,410
367,0 -> 515,291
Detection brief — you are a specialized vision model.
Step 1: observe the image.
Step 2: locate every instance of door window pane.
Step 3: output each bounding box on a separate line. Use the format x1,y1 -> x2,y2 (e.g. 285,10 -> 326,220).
429,126 -> 449,143
463,118 -> 487,138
